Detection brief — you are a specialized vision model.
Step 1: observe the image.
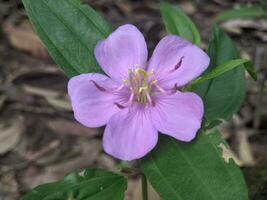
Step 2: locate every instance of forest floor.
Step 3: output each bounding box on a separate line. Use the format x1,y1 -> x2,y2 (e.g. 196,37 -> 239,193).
0,0 -> 267,199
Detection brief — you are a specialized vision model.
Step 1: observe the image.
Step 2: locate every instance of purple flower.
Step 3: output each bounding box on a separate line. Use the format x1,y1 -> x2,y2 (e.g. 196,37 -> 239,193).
68,24 -> 210,161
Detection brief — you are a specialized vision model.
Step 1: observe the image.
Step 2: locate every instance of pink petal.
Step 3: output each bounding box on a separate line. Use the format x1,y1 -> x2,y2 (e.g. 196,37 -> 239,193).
103,105 -> 158,161
68,73 -> 126,128
94,24 -> 148,83
148,35 -> 210,88
150,92 -> 203,142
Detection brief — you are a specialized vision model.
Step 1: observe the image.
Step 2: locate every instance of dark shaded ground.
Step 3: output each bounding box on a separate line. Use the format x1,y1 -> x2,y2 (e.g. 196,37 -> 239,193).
0,0 -> 267,199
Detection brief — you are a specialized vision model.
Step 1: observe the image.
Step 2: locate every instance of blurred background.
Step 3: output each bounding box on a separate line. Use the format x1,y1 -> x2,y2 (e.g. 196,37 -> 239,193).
0,0 -> 266,199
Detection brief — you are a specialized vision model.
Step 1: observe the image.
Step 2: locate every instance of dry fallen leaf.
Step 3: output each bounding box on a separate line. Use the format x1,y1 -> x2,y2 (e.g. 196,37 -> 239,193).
22,85 -> 59,98
125,178 -> 161,200
0,116 -> 24,154
179,1 -> 196,14
22,84 -> 72,111
47,119 -> 100,137
218,143 -> 243,166
22,166 -> 58,189
221,19 -> 267,35
255,31 -> 267,42
3,20 -> 48,59
236,129 -> 255,166
0,172 -> 19,200
0,172 -> 18,193
97,154 -> 117,170
45,97 -> 72,111
46,139 -> 102,179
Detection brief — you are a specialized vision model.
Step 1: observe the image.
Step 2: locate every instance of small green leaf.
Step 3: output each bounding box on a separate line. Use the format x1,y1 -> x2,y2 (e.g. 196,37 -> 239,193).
189,59 -> 249,89
204,119 -> 223,129
141,130 -> 248,200
160,2 -> 201,46
216,5 -> 265,22
244,60 -> 257,80
22,0 -> 112,77
195,24 -> 246,123
22,168 -> 127,200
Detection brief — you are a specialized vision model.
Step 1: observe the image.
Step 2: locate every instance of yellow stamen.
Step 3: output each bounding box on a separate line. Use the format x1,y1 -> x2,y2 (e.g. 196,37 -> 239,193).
128,67 -> 154,104
151,80 -> 158,85
138,86 -> 148,93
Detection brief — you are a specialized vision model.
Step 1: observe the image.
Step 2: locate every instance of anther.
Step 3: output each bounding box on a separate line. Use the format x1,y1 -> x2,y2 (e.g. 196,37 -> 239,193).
135,68 -> 147,76
138,86 -> 148,93
151,80 -> 158,85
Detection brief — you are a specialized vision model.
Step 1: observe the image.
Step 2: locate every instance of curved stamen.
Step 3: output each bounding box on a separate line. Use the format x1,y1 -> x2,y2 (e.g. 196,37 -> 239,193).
113,91 -> 134,109
115,84 -> 125,92
126,67 -> 164,106
146,91 -> 152,105
126,91 -> 134,105
139,86 -> 148,93
154,83 -> 166,93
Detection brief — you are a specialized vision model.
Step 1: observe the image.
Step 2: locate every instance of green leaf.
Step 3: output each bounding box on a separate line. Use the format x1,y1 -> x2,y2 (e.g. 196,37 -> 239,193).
160,2 -> 201,46
203,119 -> 223,129
216,5 -> 265,22
189,59 -> 249,89
244,60 -> 257,80
262,0 -> 267,11
22,168 -> 127,200
195,24 -> 246,123
22,0 -> 112,77
141,131 -> 248,200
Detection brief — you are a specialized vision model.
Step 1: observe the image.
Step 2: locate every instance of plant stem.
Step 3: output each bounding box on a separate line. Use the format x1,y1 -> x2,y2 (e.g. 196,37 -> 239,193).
142,174 -> 148,200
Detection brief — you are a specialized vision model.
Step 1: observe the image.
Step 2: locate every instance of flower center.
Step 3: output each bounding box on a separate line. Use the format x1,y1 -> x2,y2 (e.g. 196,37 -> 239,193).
91,66 -> 174,108
128,68 -> 155,104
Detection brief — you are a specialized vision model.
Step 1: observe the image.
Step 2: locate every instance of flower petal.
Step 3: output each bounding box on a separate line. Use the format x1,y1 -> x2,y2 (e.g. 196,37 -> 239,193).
68,73 -> 127,128
150,92 -> 203,142
148,35 -> 210,87
103,105 -> 158,161
95,24 -> 148,83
